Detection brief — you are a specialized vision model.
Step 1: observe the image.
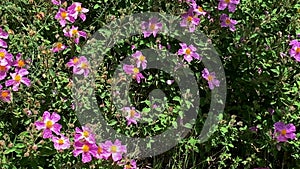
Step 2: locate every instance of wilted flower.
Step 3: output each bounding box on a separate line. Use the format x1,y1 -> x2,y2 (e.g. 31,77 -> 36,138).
5,68 -> 30,91
102,139 -> 127,162
63,26 -> 87,44
220,14 -> 237,32
177,43 -> 201,62
34,111 -> 62,139
68,2 -> 89,21
273,122 -> 296,142
218,0 -> 240,12
202,68 -> 220,90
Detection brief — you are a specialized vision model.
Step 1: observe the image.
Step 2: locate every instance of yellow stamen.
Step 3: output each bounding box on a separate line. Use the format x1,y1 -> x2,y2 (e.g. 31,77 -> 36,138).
97,146 -> 102,154
61,11 -> 68,19
185,48 -> 191,55
0,66 -> 5,71
82,144 -> 90,153
296,47 -> 300,53
207,75 -> 213,81
110,145 -> 117,153
14,75 -> 21,82
56,42 -> 63,49
58,139 -> 64,145
130,110 -> 135,117
198,7 -> 204,12
18,60 -> 25,67
76,6 -> 82,12
81,63 -> 88,69
281,129 -> 287,135
125,164 -> 132,169
225,19 -> 231,25
45,120 -> 53,129
139,55 -> 145,61
73,57 -> 79,64
187,16 -> 193,22
72,29 -> 78,35
83,131 -> 89,137
224,0 -> 230,3
1,91 -> 9,98
150,23 -> 155,30
0,52 -> 5,59
133,68 -> 139,74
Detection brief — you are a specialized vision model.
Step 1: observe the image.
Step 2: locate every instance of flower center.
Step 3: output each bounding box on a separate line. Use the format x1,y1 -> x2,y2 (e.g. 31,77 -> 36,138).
281,129 -> 287,135
14,75 -> 21,82
81,63 -> 88,69
110,145 -> 117,153
296,47 -> 300,53
61,11 -> 68,19
73,57 -> 79,64
1,91 -> 9,98
133,68 -> 139,74
130,110 -> 135,117
139,55 -> 145,61
187,16 -> 193,22
125,164 -> 132,169
58,139 -> 64,145
83,131 -> 89,137
72,29 -> 78,36
82,144 -> 90,153
0,52 -> 5,59
97,146 -> 102,154
150,23 -> 156,31
45,120 -> 53,129
57,42 -> 63,49
18,60 -> 25,67
185,48 -> 191,55
76,6 -> 82,12
224,0 -> 230,3
198,7 -> 204,12
0,65 -> 6,71
208,75 -> 213,81
225,19 -> 231,25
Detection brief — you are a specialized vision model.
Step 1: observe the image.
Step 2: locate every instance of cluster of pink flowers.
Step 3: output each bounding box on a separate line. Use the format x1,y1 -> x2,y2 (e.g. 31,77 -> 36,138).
123,50 -> 146,83
34,111 -> 137,168
0,28 -> 31,103
122,106 -> 141,126
180,1 -> 206,32
218,0 -> 239,31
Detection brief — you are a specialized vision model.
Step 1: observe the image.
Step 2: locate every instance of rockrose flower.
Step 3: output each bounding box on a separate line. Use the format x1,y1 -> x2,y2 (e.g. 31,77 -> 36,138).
0,63 -> 10,80
220,14 -> 237,32
218,0 -> 240,12
73,141 -> 98,163
12,53 -> 27,69
141,17 -> 163,38
72,56 -> 90,77
51,42 -> 66,53
52,135 -> 71,150
273,122 -> 296,142
122,107 -> 141,126
180,8 -> 200,32
132,51 -> 147,69
0,84 -> 10,103
67,2 -> 89,21
55,8 -> 75,27
177,43 -> 201,62
63,26 -> 87,44
289,39 -> 300,62
202,68 -> 220,90
102,139 -> 127,162
123,64 -> 145,83
34,111 -> 62,139
5,68 -> 30,91
74,126 -> 96,144
0,49 -> 13,65
191,2 -> 206,16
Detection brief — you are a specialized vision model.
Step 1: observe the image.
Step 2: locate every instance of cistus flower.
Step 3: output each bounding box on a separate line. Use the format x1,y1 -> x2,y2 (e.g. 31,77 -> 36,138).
123,64 -> 145,83
122,107 -> 141,126
177,43 -> 201,62
5,68 -> 30,91
63,26 -> 87,44
55,8 -> 75,27
102,139 -> 127,162
72,56 -> 90,77
0,84 -> 11,103
132,51 -> 147,69
74,126 -> 96,144
218,0 -> 240,12
12,53 -> 27,69
180,8 -> 200,32
0,63 -> 10,80
273,122 -> 296,142
73,141 -> 98,163
95,143 -> 110,160
0,28 -> 8,48
220,14 -> 237,32
289,40 -> 300,62
191,2 -> 206,16
51,42 -> 66,53
0,49 -> 13,65
52,135 -> 71,150
66,57 -> 79,68
201,68 -> 220,90
141,17 -> 163,38
68,2 -> 89,21
34,111 -> 62,139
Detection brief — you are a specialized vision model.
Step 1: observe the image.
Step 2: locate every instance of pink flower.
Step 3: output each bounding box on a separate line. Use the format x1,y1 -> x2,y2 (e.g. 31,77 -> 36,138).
74,126 -> 96,144
132,51 -> 147,69
72,56 -> 90,77
180,8 -> 200,32
5,68 -> 30,91
201,68 -> 220,90
0,49 -> 13,65
73,141 -> 98,163
220,14 -> 237,32
51,0 -> 67,6
63,26 -> 87,44
273,122 -> 296,142
177,43 -> 201,62
0,84 -> 11,103
0,63 -> 10,80
66,57 -> 80,68
51,42 -> 66,53
191,2 -> 206,16
141,17 -> 163,38
289,39 -> 300,62
123,64 -> 145,83
34,111 -> 62,139
102,139 -> 127,162
55,8 -> 75,27
122,107 -> 141,126
12,53 -> 28,69
0,27 -> 8,48
67,2 -> 89,21
218,0 -> 240,12
52,135 -> 71,150
95,143 -> 110,160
